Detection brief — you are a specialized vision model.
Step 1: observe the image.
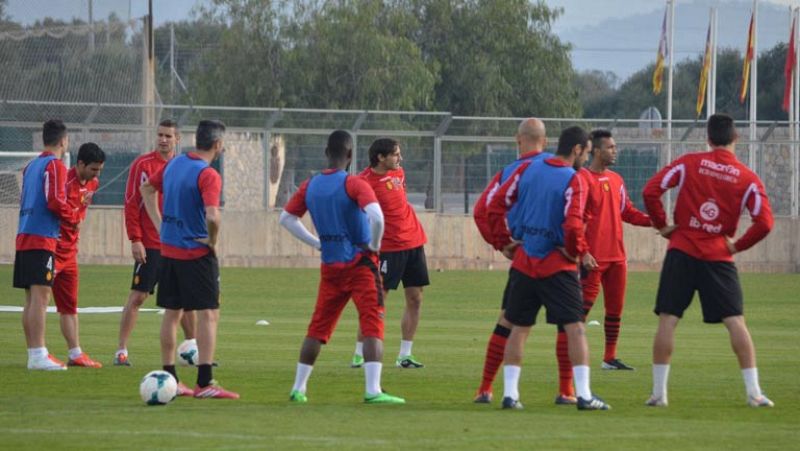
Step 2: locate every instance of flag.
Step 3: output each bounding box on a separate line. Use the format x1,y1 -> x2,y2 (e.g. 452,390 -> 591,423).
783,15 -> 796,112
740,11 -> 755,104
653,7 -> 668,94
696,20 -> 712,117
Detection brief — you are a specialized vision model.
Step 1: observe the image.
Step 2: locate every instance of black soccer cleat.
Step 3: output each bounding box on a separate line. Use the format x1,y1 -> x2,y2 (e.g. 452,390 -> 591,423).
601,358 -> 634,370
501,397 -> 523,410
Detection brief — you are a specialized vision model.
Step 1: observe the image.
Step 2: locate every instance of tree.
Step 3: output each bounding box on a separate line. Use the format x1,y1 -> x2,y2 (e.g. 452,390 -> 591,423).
187,0 -> 288,107
574,70 -> 618,118
282,0 -> 436,110
578,44 -> 793,121
401,0 -> 580,117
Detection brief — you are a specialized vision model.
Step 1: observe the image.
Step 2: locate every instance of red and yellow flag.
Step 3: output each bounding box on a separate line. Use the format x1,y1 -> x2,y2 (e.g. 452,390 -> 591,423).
696,21 -> 712,117
653,7 -> 668,95
740,12 -> 755,104
783,15 -> 796,112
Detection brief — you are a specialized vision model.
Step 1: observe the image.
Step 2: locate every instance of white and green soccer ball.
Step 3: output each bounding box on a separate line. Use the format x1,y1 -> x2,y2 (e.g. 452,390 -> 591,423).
139,370 -> 177,406
177,339 -> 198,367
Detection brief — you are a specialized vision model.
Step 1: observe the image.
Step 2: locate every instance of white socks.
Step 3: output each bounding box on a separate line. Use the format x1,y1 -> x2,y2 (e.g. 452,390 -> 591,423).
27,347 -> 47,360
116,348 -> 127,357
68,347 -> 82,360
354,341 -> 363,357
292,363 -> 313,394
652,364 -> 670,400
742,367 -> 762,399
399,340 -> 413,358
503,365 -> 521,400
573,365 -> 592,400
364,362 -> 382,396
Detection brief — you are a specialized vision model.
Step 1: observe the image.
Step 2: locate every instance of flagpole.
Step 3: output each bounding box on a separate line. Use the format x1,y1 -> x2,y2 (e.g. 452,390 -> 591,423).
793,7 -> 800,217
667,0 -> 675,161
749,0 -> 758,170
710,6 -> 717,116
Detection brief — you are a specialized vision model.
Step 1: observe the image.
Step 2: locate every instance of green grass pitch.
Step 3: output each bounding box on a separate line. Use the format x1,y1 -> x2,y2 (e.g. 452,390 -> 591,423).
0,265 -> 797,449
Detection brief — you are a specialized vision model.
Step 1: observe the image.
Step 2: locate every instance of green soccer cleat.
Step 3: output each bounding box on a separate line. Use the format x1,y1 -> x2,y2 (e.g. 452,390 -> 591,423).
364,392 -> 406,404
395,355 -> 424,368
289,390 -> 308,403
351,354 -> 365,368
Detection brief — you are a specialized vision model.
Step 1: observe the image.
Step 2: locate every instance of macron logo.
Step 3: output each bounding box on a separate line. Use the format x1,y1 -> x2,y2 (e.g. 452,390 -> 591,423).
700,159 -> 740,176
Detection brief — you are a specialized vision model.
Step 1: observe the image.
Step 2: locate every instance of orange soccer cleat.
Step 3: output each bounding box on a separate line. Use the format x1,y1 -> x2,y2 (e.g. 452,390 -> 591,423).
68,353 -> 103,368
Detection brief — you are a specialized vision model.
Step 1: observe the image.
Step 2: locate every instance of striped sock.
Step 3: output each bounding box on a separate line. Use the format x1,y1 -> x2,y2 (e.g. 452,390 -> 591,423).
604,315 -> 621,361
478,324 -> 510,393
556,328 -> 574,397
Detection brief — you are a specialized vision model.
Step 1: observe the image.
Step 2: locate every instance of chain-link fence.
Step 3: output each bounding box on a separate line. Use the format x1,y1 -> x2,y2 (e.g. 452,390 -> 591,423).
0,100 -> 798,218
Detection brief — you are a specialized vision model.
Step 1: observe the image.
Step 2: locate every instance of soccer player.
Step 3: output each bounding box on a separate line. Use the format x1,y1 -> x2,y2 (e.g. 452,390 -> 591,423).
351,138 -> 429,369
52,142 -> 106,368
115,119 -> 197,366
642,113 -> 774,408
141,119 -> 238,399
472,118 -> 551,403
14,119 -> 77,370
486,126 -> 610,411
280,130 -> 404,405
552,130 -> 652,402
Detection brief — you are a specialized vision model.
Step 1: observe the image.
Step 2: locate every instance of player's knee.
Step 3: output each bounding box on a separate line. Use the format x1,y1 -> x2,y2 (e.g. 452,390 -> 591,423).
128,291 -> 148,308
56,303 -> 77,315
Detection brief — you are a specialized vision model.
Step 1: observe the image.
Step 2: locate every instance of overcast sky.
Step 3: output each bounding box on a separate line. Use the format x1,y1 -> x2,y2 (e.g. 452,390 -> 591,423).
4,0 -> 797,81
548,0 -> 795,33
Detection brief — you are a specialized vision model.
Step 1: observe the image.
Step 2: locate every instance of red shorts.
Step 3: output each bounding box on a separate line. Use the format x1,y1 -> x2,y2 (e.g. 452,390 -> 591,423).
306,254 -> 385,344
53,252 -> 79,315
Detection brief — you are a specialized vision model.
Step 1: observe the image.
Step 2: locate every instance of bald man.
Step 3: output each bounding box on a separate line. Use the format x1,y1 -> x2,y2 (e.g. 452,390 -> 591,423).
472,118 -> 552,403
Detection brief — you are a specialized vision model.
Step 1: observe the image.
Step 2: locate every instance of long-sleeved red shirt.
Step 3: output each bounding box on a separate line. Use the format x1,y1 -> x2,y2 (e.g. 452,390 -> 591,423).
487,158 -> 588,279
473,150 -> 545,245
642,148 -> 773,262
358,166 -> 426,252
56,167 -> 100,259
124,150 -> 172,249
585,169 -> 651,262
16,152 -> 78,253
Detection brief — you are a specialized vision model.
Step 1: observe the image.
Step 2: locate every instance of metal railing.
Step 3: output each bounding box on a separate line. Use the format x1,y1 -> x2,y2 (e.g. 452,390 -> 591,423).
0,100 -> 797,217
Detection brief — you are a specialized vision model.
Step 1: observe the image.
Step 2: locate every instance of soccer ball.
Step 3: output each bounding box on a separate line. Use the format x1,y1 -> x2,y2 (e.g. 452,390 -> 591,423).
139,370 -> 177,406
177,339 -> 198,367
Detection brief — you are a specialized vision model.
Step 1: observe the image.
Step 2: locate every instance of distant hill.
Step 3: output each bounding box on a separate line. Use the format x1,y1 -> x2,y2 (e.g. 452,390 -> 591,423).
558,0 -> 792,82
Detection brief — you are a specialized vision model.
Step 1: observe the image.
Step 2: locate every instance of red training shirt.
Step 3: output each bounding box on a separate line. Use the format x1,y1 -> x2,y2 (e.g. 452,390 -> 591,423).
148,153 -> 222,260
284,170 -> 378,267
487,158 -> 589,278
584,169 -> 651,262
124,150 -> 172,249
358,166 -> 426,252
16,151 -> 77,253
642,148 -> 773,262
473,150 -> 544,245
56,167 -> 100,259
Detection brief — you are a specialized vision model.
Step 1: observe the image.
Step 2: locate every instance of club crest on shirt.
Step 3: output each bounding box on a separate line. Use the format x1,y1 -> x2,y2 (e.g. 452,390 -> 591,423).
382,176 -> 403,191
602,182 -> 610,192
699,199 -> 720,221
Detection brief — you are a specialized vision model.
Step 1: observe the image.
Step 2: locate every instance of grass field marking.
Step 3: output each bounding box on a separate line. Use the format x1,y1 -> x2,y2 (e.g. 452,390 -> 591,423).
0,306 -> 161,313
0,427 -> 268,442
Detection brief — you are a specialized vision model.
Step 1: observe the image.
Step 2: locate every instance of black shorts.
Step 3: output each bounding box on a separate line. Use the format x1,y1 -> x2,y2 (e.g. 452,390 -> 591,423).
500,268 -> 514,310
13,250 -> 55,289
131,248 -> 162,294
379,246 -> 430,290
157,253 -> 220,311
655,249 -> 743,323
504,269 -> 584,327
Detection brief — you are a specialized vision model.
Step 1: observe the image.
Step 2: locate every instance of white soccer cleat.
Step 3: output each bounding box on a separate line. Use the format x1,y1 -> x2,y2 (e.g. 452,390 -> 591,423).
28,354 -> 67,371
645,395 -> 668,407
747,395 -> 774,408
